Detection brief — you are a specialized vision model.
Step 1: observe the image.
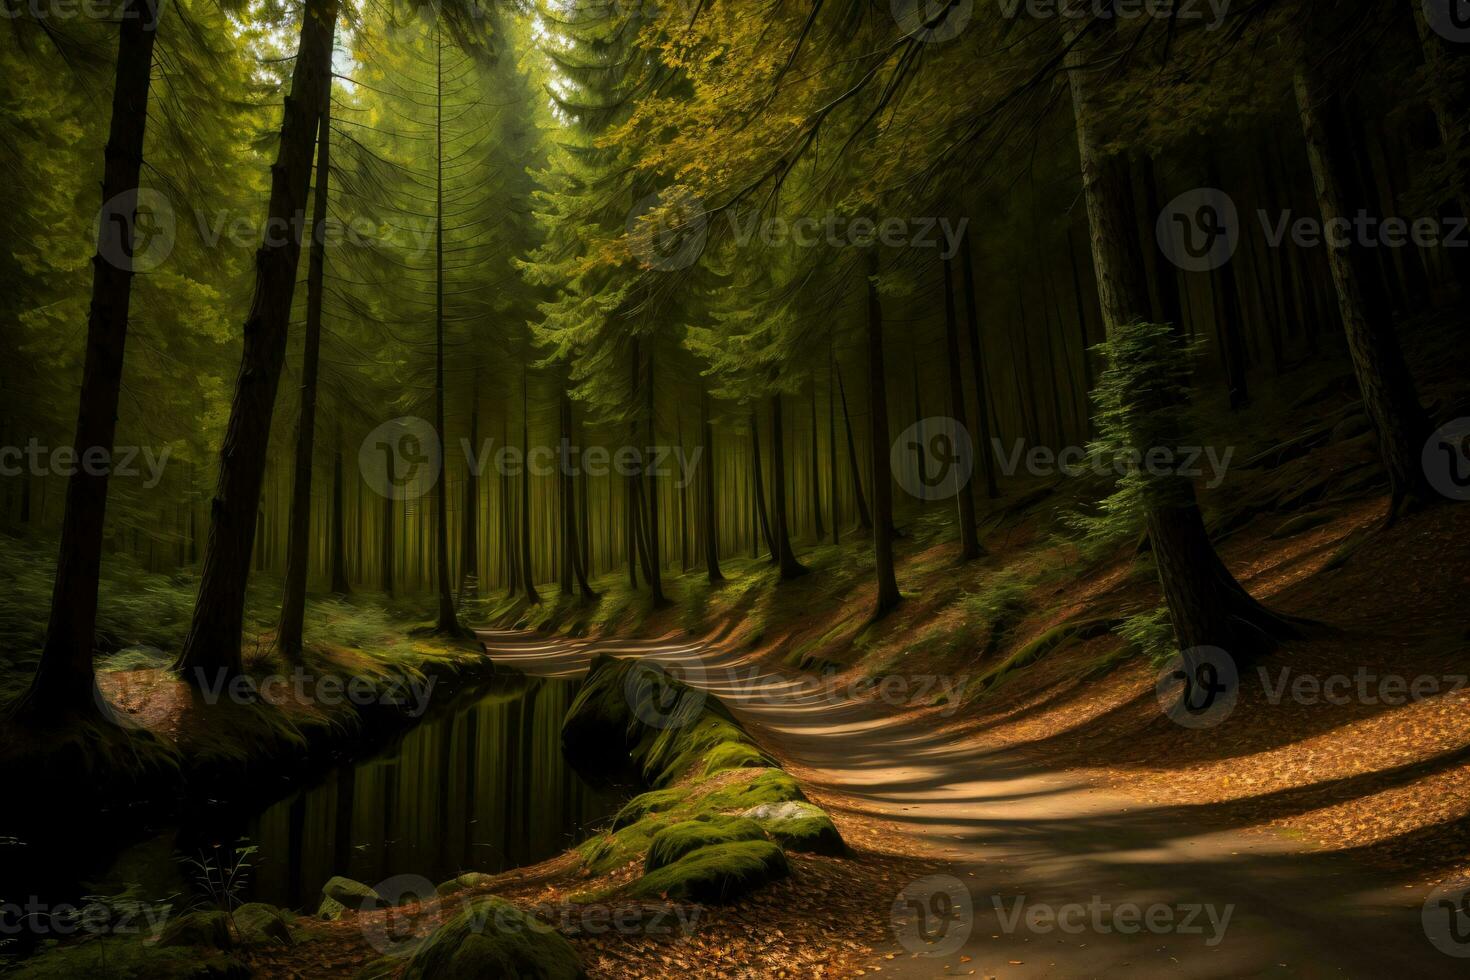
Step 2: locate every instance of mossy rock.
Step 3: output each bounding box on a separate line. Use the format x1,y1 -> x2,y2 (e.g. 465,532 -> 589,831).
156,910 -> 234,950
629,840 -> 790,904
612,787 -> 689,830
645,817 -> 767,872
402,898 -> 585,980
232,903 -> 294,947
698,770 -> 805,813
9,937 -> 247,979
436,871 -> 495,898
742,801 -> 846,856
318,875 -> 384,920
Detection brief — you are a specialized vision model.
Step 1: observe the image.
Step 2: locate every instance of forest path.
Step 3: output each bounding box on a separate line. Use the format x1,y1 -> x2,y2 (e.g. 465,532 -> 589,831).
476,628 -> 1458,978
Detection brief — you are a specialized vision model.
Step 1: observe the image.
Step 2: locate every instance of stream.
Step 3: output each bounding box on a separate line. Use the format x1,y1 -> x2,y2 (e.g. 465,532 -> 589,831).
1,674 -> 621,937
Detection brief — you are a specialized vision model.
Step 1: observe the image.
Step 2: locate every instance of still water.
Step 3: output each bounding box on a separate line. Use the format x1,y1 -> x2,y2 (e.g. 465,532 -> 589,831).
245,674 -> 619,908
2,675 -> 620,922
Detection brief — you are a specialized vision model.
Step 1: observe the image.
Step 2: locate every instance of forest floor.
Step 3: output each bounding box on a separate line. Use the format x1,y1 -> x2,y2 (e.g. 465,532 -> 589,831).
463,311 -> 1470,975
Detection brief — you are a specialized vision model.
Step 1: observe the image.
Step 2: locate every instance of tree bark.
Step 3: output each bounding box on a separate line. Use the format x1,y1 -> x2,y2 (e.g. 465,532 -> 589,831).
770,394 -> 807,579
561,394 -> 597,599
277,70 -> 334,660
750,408 -> 778,562
827,342 -> 841,544
866,253 -> 902,618
701,388 -> 724,582
20,0 -> 159,719
1293,65 -> 1434,516
520,364 -> 540,604
177,0 -> 339,682
943,255 -> 982,560
330,424 -> 350,596
836,368 -> 874,527
431,27 -> 461,635
808,381 -> 824,540
460,381 -> 480,600
1065,12 -> 1292,657
642,347 -> 667,602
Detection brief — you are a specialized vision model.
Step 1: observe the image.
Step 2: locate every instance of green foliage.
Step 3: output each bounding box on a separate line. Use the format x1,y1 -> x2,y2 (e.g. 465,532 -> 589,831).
1116,606 -> 1177,665
1065,323 -> 1204,557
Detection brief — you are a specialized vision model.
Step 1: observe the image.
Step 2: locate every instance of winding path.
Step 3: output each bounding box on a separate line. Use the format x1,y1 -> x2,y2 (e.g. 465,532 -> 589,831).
477,628 -> 1462,978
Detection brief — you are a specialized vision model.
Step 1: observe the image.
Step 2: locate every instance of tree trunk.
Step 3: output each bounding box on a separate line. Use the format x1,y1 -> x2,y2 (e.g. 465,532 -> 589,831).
277,71 -> 334,660
770,394 -> 807,579
750,409 -> 778,562
431,28 -> 460,635
836,368 -> 874,528
460,381 -> 480,600
381,446 -> 395,598
176,0 -> 338,682
676,407 -> 690,571
521,365 -> 540,604
808,381 -> 824,540
1065,14 -> 1292,657
330,424 -> 350,595
642,347 -> 667,602
701,388 -> 724,582
866,253 -> 902,618
827,342 -> 841,544
943,255 -> 982,560
562,394 -> 597,600
19,0 -> 159,720
1293,65 -> 1434,516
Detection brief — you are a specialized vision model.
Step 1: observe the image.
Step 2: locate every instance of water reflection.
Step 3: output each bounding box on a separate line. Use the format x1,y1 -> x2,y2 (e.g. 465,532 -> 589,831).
247,675 -> 620,909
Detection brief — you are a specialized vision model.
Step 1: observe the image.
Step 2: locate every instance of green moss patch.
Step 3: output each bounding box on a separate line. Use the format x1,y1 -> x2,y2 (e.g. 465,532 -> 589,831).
742,801 -> 846,856
402,898 -> 584,980
8,938 -> 247,979
629,840 -> 790,905
645,816 -> 766,872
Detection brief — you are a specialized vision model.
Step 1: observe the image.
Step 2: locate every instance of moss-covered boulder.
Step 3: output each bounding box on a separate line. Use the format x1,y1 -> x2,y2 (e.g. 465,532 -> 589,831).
629,840 -> 790,904
611,786 -> 688,830
402,898 -> 585,980
232,903 -> 294,947
645,816 -> 767,872
317,875 -> 384,920
156,910 -> 233,950
9,939 -> 247,979
742,801 -> 846,856
436,871 -> 495,898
